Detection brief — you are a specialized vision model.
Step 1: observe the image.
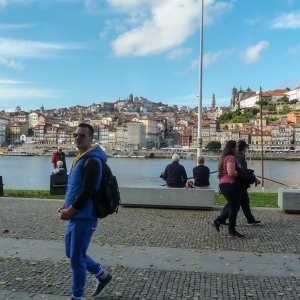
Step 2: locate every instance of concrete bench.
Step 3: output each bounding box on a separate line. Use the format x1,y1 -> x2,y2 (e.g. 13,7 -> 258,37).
50,174 -> 68,195
278,188 -> 300,213
119,186 -> 215,210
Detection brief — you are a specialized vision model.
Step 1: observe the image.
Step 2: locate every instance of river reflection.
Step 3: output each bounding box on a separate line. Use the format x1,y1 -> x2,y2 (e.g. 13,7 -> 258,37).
0,156 -> 298,191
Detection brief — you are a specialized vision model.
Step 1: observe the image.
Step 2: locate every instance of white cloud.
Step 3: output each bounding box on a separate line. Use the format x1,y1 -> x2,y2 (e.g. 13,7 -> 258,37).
203,48 -> 233,67
0,79 -> 24,84
285,44 -> 300,56
0,23 -> 35,30
178,48 -> 233,75
240,41 -> 269,64
0,57 -> 24,70
107,0 -> 146,9
271,11 -> 300,29
0,38 -> 80,59
0,38 -> 80,71
204,0 -> 235,26
166,48 -> 192,60
99,19 -> 128,38
0,85 -> 59,100
85,0 -> 97,9
0,78 -> 61,102
0,0 -> 6,8
245,18 -> 261,25
108,0 -> 235,57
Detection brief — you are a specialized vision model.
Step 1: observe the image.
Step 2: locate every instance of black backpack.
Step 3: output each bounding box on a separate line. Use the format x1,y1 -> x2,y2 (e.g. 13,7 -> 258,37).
84,158 -> 121,218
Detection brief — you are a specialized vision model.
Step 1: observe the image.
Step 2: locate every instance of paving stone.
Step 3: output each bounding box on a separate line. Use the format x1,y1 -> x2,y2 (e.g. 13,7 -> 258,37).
1,198 -> 300,299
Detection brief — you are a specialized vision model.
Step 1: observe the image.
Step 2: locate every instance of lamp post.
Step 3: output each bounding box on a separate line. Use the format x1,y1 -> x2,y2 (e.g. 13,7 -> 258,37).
197,0 -> 204,158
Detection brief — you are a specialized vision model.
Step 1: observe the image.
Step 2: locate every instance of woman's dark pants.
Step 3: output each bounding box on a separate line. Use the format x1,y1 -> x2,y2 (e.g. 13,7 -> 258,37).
216,183 -> 241,234
222,188 -> 254,223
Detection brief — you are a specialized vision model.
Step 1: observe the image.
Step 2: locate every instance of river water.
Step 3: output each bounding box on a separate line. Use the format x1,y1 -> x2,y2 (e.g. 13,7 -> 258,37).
0,156 -> 298,191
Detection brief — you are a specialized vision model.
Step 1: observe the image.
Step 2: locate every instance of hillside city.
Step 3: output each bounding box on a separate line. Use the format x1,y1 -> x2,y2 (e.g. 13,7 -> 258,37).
1,85 -> 300,152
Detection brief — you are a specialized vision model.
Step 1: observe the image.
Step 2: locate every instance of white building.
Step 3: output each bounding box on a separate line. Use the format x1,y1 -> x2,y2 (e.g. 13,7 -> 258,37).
29,112 -> 39,128
0,123 -> 6,145
285,86 -> 300,101
127,122 -> 146,148
240,89 -> 286,108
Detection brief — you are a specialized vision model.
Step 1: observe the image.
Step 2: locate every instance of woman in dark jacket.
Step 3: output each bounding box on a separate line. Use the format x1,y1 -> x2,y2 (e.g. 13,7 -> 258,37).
193,156 -> 210,187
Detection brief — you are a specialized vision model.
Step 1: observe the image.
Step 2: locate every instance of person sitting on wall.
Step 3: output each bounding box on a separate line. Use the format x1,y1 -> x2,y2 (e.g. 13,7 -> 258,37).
52,160 -> 67,175
52,146 -> 67,172
193,156 -> 210,188
162,154 -> 187,188
186,181 -> 195,189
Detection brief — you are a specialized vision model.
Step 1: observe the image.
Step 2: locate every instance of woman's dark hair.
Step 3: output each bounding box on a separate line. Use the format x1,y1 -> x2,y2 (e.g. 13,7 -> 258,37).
78,123 -> 94,136
218,140 -> 237,179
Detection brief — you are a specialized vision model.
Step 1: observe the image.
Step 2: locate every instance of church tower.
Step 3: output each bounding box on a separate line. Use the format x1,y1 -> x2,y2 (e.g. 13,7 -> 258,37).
231,86 -> 238,108
211,93 -> 216,109
129,93 -> 133,103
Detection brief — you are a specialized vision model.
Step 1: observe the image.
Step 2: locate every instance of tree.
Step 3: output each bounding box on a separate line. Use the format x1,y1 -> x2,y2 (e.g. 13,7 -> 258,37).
206,141 -> 221,150
262,104 -> 276,111
279,106 -> 292,114
289,99 -> 298,104
255,100 -> 269,106
276,96 -> 289,103
217,108 -> 259,124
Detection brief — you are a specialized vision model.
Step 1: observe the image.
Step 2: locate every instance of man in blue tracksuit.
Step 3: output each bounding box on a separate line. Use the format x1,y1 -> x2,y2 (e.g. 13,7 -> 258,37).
58,123 -> 114,300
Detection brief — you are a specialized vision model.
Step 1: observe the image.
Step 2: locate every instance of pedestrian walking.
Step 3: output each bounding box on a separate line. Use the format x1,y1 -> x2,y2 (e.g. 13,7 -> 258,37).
219,140 -> 262,226
212,140 -> 245,239
234,140 -> 262,225
58,123 -> 114,300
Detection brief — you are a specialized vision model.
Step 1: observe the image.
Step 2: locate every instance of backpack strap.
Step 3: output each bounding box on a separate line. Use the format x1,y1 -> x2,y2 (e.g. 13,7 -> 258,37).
83,157 -> 103,192
83,157 -> 91,171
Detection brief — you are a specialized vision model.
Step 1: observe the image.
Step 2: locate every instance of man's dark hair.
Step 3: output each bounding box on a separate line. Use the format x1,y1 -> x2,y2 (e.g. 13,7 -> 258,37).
78,123 -> 94,136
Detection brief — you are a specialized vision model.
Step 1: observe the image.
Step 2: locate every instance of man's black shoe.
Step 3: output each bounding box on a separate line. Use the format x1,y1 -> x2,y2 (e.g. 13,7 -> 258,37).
91,273 -> 114,298
247,220 -> 262,226
229,231 -> 245,239
211,220 -> 220,232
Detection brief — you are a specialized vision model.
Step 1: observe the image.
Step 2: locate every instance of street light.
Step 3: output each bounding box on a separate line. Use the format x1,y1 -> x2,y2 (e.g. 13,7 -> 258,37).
197,0 -> 204,159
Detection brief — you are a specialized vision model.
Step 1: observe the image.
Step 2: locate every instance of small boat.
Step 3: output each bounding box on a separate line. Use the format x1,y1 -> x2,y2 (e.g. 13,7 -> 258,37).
2,148 -> 34,156
207,156 -> 219,160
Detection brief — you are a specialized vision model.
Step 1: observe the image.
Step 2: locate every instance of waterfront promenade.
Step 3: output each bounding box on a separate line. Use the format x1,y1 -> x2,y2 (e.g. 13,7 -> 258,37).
0,197 -> 299,299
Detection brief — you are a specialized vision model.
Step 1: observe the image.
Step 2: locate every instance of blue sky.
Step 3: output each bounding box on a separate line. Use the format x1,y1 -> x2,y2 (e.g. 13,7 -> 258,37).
0,0 -> 299,112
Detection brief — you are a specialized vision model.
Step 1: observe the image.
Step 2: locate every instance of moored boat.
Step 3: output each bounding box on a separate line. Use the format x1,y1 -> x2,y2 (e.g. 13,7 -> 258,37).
2,148 -> 34,156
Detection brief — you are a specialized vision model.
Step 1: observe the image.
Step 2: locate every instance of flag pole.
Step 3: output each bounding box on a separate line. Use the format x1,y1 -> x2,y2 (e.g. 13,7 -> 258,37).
197,0 -> 204,159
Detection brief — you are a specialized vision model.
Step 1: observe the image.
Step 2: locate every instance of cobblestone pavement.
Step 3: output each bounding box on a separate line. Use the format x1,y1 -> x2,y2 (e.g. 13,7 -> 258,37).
0,198 -> 299,254
0,257 -> 300,300
0,198 -> 300,299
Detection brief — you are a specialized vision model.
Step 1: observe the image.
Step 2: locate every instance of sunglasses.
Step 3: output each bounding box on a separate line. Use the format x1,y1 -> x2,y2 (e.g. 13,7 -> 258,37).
73,133 -> 88,138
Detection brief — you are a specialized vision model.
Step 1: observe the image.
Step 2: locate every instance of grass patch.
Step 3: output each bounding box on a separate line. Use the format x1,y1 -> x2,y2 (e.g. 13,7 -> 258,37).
3,189 -> 65,200
3,189 -> 278,208
215,192 -> 279,208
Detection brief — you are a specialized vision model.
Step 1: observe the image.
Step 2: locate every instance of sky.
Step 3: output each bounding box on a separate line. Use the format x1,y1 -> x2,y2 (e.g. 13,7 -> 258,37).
0,0 -> 300,112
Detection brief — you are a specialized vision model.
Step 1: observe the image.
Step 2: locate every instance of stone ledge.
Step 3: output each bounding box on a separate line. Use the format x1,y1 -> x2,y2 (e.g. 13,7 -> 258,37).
278,188 -> 300,213
119,186 -> 214,210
